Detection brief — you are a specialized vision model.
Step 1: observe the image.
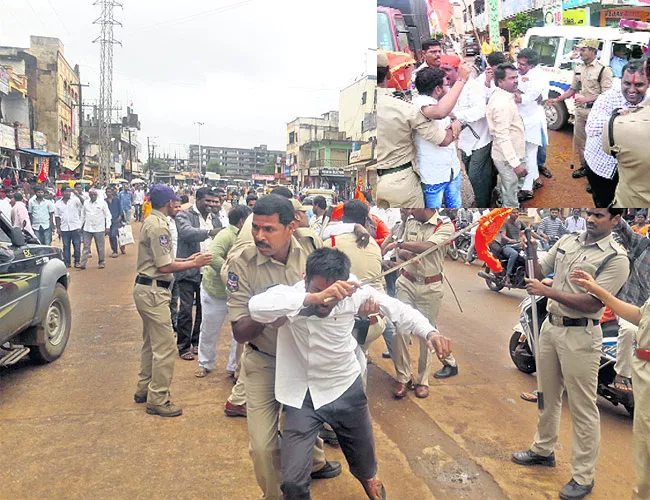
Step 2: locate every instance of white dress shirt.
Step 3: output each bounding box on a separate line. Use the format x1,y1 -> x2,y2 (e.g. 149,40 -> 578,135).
218,207 -> 229,228
81,199 -> 112,233
0,197 -> 11,221
476,72 -> 496,99
370,207 -> 401,231
168,216 -> 178,258
412,94 -> 461,186
248,277 -> 437,410
193,205 -> 213,273
55,197 -> 83,231
453,78 -> 492,156
565,216 -> 587,233
133,189 -> 145,204
516,66 -> 549,146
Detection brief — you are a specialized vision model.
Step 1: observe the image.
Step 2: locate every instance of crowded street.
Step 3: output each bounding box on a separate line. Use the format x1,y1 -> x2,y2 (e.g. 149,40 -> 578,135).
0,228 -> 635,499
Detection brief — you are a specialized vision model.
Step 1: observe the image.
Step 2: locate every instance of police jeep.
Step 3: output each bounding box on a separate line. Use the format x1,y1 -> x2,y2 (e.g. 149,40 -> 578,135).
0,212 -> 71,366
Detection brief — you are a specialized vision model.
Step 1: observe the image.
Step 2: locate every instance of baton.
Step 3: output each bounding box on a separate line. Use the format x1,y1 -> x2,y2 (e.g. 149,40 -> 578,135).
323,220 -> 479,302
525,228 -> 544,411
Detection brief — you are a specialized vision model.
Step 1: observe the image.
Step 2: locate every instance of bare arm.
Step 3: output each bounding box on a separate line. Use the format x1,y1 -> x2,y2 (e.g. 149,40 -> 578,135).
232,317 -> 267,343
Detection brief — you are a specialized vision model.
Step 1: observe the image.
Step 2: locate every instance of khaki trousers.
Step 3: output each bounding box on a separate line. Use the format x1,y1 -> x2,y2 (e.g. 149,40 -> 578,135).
242,347 -> 326,500
632,356 -> 650,500
376,167 -> 424,209
574,107 -> 590,167
133,284 -> 176,406
393,277 -> 453,386
228,357 -> 247,407
531,319 -> 602,486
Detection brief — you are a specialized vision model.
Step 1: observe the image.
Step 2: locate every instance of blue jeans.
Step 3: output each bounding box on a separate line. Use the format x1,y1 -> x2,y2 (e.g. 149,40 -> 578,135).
537,144 -> 547,168
422,171 -> 462,208
61,229 -> 81,267
502,244 -> 522,276
36,226 -> 52,245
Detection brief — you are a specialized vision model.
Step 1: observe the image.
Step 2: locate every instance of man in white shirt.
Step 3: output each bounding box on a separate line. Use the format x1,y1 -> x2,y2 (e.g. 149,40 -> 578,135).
0,190 -> 11,222
249,247 -> 451,500
79,188 -> 112,269
476,52 -> 507,100
443,55 -> 495,208
565,208 -> 587,233
515,49 -> 551,202
55,187 -> 83,268
413,67 -> 463,208
412,39 -> 443,85
133,186 -> 146,222
309,195 -> 327,236
28,186 -> 55,245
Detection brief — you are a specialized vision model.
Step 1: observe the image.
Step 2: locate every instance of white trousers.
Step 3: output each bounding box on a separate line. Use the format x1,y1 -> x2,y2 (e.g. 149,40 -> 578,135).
226,335 -> 239,373
197,285 -> 229,371
522,142 -> 540,192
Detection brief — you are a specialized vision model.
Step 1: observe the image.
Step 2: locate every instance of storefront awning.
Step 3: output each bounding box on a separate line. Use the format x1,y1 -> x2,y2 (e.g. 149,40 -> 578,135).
62,159 -> 81,171
19,148 -> 58,157
344,160 -> 375,171
205,172 -> 220,181
174,174 -> 186,181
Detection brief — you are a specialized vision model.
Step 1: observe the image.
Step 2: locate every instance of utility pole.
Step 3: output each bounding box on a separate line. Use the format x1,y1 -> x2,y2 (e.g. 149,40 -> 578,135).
147,136 -> 158,183
194,121 -> 204,176
70,82 -> 89,177
93,0 -> 122,185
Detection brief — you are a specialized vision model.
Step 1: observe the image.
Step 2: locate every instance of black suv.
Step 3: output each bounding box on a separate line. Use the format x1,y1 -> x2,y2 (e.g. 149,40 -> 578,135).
0,213 -> 72,366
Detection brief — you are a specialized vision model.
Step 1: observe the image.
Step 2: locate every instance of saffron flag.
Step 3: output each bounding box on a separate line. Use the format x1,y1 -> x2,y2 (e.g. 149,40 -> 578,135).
37,158 -> 50,183
427,0 -> 454,36
354,178 -> 366,203
474,208 -> 514,272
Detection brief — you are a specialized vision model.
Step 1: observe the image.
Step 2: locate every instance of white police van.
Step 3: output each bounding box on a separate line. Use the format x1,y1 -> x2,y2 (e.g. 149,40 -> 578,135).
523,26 -> 648,130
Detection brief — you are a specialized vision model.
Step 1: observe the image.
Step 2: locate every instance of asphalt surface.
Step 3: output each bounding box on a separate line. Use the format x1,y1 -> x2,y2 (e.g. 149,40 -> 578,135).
0,230 -> 635,499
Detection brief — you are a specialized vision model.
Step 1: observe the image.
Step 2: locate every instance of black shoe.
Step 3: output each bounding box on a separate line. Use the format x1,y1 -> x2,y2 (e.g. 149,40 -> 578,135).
381,351 -> 391,359
434,365 -> 458,379
319,428 -> 339,447
134,393 -> 146,404
511,450 -> 556,467
559,479 -> 594,499
311,461 -> 342,480
572,168 -> 587,179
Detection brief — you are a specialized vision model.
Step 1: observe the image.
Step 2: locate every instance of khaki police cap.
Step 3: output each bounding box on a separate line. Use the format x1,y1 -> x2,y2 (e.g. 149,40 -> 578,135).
577,39 -> 599,50
378,51 -> 389,68
290,198 -> 308,212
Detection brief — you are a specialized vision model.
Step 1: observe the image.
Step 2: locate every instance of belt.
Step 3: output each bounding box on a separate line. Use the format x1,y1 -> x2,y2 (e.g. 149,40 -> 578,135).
135,275 -> 173,290
636,348 -> 650,362
377,162 -> 412,177
248,342 -> 275,358
549,314 -> 599,327
401,270 -> 443,285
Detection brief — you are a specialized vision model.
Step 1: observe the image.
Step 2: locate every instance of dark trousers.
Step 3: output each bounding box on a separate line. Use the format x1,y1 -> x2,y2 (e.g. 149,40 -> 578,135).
36,226 -> 52,245
134,204 -> 143,221
177,278 -> 202,354
461,142 -> 494,208
586,166 -> 618,208
502,244 -> 522,276
170,281 -> 180,330
61,229 -> 81,266
109,224 -> 120,254
281,377 -> 377,500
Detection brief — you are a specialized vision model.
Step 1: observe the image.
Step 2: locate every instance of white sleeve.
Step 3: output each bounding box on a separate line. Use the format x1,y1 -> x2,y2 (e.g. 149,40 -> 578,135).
104,202 -> 112,227
248,283 -> 307,323
364,286 -> 437,340
321,222 -> 357,240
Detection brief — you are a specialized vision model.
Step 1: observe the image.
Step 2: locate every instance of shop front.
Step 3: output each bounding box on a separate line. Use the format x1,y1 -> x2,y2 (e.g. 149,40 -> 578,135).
308,167 -> 350,199
599,3 -> 650,26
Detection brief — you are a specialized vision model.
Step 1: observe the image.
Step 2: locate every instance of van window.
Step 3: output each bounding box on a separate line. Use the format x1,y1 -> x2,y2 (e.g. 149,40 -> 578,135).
528,35 -> 561,66
560,38 -> 606,70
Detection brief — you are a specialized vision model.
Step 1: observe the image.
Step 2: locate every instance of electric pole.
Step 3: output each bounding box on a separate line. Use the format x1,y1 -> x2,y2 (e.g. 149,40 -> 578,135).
93,0 -> 122,185
70,82 -> 90,177
194,121 -> 204,176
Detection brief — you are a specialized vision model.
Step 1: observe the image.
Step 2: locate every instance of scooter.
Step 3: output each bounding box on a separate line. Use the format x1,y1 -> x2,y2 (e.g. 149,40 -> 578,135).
509,295 -> 635,417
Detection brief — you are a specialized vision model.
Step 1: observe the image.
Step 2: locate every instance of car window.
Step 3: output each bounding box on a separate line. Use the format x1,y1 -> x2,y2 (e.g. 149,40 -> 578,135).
528,35 -> 561,67
0,223 -> 11,245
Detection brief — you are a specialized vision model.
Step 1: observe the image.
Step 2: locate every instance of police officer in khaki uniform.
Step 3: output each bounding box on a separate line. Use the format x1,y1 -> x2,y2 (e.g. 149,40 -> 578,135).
222,195 -> 340,500
376,52 -> 470,209
569,270 -> 650,500
133,185 -> 212,417
603,100 -> 650,207
512,208 -> 629,500
384,208 -> 457,400
549,39 -> 613,180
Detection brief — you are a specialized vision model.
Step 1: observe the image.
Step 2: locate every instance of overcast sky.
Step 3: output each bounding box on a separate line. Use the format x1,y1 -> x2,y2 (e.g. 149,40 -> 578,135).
0,0 -> 375,157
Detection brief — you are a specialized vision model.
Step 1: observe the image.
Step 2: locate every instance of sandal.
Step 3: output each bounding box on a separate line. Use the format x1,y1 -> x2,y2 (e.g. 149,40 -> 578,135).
180,352 -> 195,361
539,166 -> 553,178
533,180 -> 544,190
520,390 -> 538,403
614,374 -> 633,393
194,366 -> 209,378
518,190 -> 534,201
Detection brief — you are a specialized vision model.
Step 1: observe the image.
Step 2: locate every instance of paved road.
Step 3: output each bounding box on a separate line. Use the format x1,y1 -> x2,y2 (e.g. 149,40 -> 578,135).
0,232 -> 634,499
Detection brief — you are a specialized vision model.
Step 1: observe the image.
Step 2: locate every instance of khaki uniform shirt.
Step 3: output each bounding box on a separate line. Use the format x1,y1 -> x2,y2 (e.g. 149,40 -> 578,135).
638,299 -> 650,349
225,237 -> 311,356
486,87 -> 526,167
324,233 -> 384,292
136,209 -> 174,281
571,59 -> 613,100
377,87 -> 446,171
403,212 -> 454,278
539,232 -> 629,320
602,102 -> 650,207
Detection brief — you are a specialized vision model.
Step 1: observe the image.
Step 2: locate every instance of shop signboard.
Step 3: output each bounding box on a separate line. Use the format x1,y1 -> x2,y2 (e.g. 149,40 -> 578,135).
544,1 -> 563,25
309,168 -> 320,177
17,126 -> 30,149
562,0 -> 595,10
0,67 -> 9,95
251,174 -> 275,181
563,8 -> 589,25
320,167 -> 346,177
33,131 -> 47,151
0,123 -> 15,150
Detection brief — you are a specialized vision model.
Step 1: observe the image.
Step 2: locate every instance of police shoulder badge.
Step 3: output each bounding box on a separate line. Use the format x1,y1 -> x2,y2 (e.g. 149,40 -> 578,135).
159,235 -> 169,247
227,272 -> 239,292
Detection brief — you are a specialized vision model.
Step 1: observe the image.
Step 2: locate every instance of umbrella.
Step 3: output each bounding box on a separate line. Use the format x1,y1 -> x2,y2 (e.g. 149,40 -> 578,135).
131,178 -> 145,184
112,178 -> 128,183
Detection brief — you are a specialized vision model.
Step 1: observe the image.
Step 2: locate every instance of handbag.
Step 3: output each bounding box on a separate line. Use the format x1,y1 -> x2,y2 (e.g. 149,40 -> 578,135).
118,224 -> 135,246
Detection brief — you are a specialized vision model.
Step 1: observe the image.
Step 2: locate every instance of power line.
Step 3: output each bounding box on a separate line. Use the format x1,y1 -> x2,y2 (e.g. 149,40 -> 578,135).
24,0 -> 50,33
136,0 -> 254,32
46,0 -> 73,37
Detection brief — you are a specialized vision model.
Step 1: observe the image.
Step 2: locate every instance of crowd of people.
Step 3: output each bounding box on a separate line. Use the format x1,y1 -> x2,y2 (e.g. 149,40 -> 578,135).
377,38 -> 650,209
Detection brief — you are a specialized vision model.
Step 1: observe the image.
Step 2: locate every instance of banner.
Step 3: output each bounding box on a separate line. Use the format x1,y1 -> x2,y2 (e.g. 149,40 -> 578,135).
563,8 -> 589,25
252,174 -> 275,181
0,67 -> 9,95
0,123 -> 15,150
544,1 -> 563,25
487,0 -> 501,48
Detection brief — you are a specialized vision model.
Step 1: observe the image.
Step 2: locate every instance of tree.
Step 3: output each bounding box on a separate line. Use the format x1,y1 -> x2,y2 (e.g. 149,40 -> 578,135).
206,160 -> 225,175
507,13 -> 535,38
143,158 -> 168,173
260,160 -> 276,175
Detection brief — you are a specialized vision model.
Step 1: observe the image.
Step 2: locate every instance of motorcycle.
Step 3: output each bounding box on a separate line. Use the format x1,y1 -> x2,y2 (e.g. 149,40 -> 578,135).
478,245 -> 527,292
509,295 -> 635,417
451,222 -> 475,263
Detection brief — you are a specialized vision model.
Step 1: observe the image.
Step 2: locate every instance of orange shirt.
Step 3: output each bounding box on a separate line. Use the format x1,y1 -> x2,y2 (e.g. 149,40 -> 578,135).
632,224 -> 649,236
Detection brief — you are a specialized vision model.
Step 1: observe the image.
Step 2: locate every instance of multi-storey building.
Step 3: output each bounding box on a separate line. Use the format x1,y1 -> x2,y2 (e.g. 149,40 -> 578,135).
188,143 -> 285,179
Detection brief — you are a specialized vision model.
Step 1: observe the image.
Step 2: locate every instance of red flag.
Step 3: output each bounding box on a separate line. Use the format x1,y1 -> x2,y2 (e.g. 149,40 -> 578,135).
474,208 -> 514,272
354,178 -> 366,203
427,0 -> 454,36
37,158 -> 50,183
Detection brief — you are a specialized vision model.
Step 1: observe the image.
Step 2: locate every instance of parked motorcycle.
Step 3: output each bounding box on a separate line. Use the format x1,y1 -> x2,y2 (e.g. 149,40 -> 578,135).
509,295 -> 635,417
454,222 -> 475,263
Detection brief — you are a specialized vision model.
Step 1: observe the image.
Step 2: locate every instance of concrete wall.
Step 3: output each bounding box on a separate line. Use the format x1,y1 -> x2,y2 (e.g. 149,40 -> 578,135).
339,76 -> 377,142
1,92 -> 29,125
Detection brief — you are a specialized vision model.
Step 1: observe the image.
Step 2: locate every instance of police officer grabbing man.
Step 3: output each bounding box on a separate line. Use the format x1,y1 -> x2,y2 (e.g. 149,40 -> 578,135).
512,208 -> 629,500
133,185 -> 212,417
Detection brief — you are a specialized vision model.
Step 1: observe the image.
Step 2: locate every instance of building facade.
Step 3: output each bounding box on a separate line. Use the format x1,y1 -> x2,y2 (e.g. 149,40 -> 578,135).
188,143 -> 285,179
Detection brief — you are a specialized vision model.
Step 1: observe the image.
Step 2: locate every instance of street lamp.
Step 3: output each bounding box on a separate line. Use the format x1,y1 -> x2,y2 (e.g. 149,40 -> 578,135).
194,121 -> 204,176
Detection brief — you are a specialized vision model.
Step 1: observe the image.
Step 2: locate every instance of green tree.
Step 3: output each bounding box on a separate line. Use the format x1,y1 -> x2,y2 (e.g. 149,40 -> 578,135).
143,158 -> 168,173
260,160 -> 276,175
507,13 -> 535,38
206,159 -> 225,175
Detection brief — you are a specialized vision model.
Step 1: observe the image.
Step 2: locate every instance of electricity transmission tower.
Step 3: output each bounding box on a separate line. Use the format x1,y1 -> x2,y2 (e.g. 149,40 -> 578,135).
93,0 -> 122,184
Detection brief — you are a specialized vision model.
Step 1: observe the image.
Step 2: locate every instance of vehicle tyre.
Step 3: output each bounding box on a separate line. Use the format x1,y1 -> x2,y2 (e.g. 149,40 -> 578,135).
486,277 -> 504,292
448,242 -> 459,261
624,403 -> 634,418
545,91 -> 568,131
457,238 -> 470,261
509,330 -> 536,374
28,284 -> 72,364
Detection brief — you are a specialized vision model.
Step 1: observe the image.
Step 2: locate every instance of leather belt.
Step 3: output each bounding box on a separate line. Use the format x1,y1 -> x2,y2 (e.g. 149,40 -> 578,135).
248,342 -> 275,358
549,314 -> 599,328
135,275 -> 173,290
636,348 -> 650,362
377,162 -> 412,177
401,270 -> 443,285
